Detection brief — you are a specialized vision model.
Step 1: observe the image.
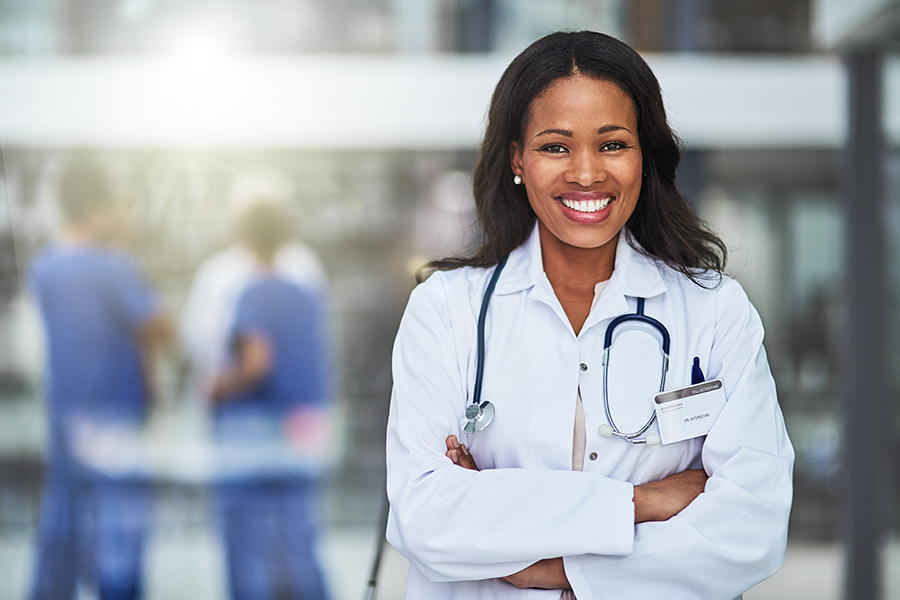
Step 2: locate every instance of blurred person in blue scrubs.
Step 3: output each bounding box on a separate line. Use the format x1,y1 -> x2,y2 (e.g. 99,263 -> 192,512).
180,172 -> 326,405
207,198 -> 332,600
28,157 -> 172,600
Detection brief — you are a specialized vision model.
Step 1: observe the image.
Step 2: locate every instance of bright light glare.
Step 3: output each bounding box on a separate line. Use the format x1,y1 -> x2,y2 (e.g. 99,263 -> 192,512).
179,31 -> 227,63
165,20 -> 238,65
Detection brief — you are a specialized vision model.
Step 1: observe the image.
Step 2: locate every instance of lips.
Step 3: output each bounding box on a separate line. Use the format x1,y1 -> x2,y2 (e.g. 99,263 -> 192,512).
556,192 -> 615,222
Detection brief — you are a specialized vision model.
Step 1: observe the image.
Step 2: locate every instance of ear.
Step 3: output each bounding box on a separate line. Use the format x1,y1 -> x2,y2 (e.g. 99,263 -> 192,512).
509,142 -> 524,178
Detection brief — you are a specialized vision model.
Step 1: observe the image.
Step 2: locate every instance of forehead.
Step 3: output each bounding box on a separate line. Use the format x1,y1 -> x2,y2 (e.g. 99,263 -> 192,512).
526,75 -> 637,132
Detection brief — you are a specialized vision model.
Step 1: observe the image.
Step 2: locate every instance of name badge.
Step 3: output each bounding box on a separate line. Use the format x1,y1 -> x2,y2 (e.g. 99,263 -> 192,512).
653,379 -> 726,445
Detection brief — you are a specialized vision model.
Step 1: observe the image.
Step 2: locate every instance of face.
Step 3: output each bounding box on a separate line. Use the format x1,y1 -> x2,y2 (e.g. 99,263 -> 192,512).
511,75 -> 642,257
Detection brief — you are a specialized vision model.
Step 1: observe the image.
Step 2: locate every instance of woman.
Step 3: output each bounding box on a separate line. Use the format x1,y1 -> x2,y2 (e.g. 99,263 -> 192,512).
386,31 -> 793,599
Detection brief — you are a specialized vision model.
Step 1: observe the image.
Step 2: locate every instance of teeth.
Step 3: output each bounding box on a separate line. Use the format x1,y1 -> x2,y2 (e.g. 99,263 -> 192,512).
561,197 -> 612,212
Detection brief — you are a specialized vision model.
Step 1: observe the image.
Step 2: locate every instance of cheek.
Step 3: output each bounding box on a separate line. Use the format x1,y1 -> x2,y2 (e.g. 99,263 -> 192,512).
621,160 -> 643,194
523,160 -> 564,200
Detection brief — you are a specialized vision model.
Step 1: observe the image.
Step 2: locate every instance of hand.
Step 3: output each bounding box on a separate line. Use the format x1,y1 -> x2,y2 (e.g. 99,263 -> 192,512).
633,468 -> 708,523
502,558 -> 571,590
445,435 -> 478,470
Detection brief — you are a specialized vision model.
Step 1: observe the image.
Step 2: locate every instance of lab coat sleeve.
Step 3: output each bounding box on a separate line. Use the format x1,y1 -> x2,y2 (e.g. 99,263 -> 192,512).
386,274 -> 636,583
563,278 -> 794,600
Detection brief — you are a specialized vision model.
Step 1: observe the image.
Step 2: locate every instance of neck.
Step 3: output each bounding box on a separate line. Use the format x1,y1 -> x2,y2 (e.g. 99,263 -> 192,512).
61,224 -> 100,247
252,251 -> 277,270
538,222 -> 617,297
538,223 -> 619,335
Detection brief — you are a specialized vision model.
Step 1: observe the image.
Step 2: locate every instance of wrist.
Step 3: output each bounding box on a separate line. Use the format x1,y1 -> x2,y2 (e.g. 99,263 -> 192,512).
632,483 -> 654,523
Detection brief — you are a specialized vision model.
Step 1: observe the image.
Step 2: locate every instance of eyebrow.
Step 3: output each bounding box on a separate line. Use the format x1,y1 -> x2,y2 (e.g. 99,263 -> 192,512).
534,124 -> 633,138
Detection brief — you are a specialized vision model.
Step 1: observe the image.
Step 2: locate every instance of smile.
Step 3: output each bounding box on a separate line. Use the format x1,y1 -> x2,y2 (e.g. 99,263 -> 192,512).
560,197 -> 612,213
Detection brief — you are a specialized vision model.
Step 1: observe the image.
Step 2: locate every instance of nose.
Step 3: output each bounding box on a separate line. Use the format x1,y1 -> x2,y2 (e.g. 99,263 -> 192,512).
564,149 -> 606,187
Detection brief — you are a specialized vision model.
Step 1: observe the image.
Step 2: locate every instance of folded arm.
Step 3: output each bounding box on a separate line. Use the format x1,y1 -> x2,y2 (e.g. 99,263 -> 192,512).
445,435 -> 709,590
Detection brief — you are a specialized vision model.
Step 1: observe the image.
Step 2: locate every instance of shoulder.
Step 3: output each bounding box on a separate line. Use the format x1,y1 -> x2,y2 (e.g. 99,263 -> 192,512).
657,266 -> 758,322
275,242 -> 327,285
656,262 -> 743,300
399,266 -> 494,341
87,250 -> 151,293
31,246 -> 133,279
410,265 -> 490,311
241,274 -> 320,307
192,246 -> 251,282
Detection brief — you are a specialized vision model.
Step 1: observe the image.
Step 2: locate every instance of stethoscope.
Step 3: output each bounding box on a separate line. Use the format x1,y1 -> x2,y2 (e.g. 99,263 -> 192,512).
460,257 -> 671,445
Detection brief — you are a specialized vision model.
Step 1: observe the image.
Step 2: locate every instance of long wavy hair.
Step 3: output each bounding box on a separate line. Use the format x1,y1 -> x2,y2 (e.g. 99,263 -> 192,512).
426,31 -> 726,285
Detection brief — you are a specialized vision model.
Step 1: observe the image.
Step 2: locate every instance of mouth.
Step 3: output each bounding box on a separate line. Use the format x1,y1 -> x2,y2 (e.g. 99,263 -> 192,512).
559,196 -> 612,213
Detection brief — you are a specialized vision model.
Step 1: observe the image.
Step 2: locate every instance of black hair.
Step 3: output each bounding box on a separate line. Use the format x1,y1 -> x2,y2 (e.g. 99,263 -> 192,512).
426,31 -> 726,285
57,157 -> 116,224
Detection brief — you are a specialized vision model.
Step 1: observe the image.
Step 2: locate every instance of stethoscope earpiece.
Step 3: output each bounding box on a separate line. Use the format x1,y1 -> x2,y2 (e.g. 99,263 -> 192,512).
599,424 -> 661,445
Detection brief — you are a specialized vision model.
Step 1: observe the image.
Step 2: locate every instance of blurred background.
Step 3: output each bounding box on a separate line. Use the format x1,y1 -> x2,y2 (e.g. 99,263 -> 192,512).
0,0 -> 898,598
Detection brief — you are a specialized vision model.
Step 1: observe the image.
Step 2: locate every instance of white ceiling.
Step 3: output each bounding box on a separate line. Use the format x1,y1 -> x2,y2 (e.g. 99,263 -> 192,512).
0,54 -> 847,150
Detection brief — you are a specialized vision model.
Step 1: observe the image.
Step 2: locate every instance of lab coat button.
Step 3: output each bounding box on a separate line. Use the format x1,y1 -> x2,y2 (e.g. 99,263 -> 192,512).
579,363 -> 588,371
589,452 -> 598,461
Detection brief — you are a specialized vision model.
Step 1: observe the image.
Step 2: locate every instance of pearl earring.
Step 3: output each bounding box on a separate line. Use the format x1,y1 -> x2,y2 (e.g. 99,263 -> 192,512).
513,175 -> 523,185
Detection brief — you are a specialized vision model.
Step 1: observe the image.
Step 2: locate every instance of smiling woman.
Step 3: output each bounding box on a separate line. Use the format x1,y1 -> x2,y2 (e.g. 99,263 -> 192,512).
387,31 -> 794,600
510,76 -> 643,333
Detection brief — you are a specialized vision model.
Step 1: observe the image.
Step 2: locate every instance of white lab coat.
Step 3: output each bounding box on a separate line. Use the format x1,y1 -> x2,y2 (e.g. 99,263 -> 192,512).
386,224 -> 793,599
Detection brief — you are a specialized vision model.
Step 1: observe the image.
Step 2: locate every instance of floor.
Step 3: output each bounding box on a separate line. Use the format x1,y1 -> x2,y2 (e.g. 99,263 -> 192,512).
3,526 -> 899,600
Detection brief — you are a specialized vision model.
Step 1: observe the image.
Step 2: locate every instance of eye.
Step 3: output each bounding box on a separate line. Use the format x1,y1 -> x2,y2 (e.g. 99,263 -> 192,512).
539,144 -> 568,155
599,141 -> 627,152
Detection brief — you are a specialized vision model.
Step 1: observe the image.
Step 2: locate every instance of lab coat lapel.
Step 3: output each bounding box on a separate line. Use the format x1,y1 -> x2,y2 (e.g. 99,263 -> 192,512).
581,231 -> 668,333
494,223 -> 575,335
492,225 -> 670,336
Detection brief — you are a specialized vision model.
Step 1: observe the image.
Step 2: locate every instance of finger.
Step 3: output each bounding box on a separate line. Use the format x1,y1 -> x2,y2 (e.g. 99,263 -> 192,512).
458,452 -> 478,471
446,435 -> 460,452
458,444 -> 477,467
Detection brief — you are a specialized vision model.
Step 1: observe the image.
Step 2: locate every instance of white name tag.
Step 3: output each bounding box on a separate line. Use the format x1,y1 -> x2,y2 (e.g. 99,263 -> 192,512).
653,379 -> 726,445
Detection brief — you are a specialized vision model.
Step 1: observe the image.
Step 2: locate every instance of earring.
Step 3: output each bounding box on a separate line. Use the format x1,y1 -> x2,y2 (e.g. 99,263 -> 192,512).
513,175 -> 523,185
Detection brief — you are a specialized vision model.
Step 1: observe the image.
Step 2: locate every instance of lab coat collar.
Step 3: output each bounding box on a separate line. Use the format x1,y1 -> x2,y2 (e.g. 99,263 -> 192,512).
611,230 -> 668,300
493,222 -> 668,301
492,223 -> 545,295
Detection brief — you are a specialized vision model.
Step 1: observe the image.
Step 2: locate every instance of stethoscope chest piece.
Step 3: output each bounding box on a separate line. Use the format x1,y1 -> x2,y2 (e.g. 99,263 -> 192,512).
461,400 -> 494,434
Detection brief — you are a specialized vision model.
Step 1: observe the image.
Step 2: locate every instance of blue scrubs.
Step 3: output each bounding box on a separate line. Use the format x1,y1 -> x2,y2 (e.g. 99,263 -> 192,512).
28,245 -> 156,600
215,275 -> 331,600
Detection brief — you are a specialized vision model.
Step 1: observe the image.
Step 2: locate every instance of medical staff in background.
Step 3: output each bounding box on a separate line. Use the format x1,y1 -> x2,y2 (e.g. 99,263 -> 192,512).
28,157 -> 172,600
386,31 -> 793,599
180,170 -> 326,404
203,197 -> 332,600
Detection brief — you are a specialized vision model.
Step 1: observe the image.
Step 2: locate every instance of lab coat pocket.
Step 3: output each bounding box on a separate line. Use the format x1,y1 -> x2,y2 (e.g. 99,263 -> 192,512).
634,433 -> 704,485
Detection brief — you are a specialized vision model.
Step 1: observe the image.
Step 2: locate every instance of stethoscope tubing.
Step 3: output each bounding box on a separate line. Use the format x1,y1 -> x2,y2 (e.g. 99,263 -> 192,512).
603,298 -> 671,355
600,297 -> 670,444
472,256 -> 508,409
